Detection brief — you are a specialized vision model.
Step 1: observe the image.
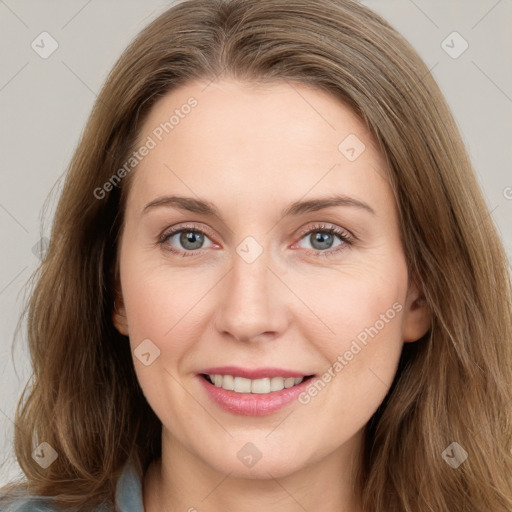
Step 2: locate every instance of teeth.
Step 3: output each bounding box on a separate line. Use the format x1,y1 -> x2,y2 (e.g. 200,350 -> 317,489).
208,374 -> 305,394
222,374 -> 234,390
270,377 -> 283,392
285,377 -> 296,388
251,378 -> 270,394
233,376 -> 252,393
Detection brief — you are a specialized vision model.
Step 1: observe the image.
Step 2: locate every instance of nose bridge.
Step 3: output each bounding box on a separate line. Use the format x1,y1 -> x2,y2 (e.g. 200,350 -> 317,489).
215,235 -> 285,342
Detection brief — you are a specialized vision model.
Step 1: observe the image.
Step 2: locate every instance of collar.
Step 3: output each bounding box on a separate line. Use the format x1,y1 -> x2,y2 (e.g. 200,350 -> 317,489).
115,458 -> 145,512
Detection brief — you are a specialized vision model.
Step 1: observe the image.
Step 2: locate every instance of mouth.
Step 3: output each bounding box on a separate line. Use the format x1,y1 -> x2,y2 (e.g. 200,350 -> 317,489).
200,373 -> 315,394
196,368 -> 317,416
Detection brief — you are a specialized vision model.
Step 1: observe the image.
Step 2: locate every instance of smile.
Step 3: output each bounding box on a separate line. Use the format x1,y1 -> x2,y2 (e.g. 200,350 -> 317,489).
197,369 -> 316,416
204,374 -> 308,394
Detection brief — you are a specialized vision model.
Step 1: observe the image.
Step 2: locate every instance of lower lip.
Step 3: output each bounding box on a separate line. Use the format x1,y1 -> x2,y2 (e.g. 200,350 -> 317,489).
198,375 -> 313,416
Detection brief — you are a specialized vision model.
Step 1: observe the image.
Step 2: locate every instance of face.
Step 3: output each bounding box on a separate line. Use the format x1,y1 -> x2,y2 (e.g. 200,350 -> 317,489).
113,78 -> 430,479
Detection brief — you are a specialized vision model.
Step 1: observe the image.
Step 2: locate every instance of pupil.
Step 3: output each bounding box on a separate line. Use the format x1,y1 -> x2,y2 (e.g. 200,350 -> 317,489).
312,232 -> 332,250
181,231 -> 203,250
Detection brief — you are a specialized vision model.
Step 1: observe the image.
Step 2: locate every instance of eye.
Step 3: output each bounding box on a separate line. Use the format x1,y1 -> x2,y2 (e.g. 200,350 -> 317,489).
158,224 -> 215,257
294,223 -> 354,257
158,222 -> 354,258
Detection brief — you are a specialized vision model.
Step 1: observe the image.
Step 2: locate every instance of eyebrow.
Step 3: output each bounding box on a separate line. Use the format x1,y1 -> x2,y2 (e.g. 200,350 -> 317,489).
141,194 -> 376,219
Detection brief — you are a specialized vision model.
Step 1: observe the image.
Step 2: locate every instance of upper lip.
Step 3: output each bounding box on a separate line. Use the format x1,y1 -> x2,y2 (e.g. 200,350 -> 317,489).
198,366 -> 313,379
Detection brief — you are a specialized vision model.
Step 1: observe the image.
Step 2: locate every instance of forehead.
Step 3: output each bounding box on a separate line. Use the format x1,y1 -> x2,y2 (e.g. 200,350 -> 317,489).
127,78 -> 390,215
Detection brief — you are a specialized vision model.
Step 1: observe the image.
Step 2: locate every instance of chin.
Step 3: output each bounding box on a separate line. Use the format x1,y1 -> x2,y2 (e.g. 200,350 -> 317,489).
201,444 -> 310,480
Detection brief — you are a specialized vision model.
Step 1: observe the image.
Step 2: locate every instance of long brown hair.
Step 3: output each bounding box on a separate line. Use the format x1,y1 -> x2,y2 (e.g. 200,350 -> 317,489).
2,0 -> 512,510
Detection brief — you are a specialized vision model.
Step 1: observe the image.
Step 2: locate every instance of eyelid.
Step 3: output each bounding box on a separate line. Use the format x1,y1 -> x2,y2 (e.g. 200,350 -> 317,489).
290,222 -> 355,258
158,222 -> 218,244
157,222 -> 219,258
294,222 -> 354,244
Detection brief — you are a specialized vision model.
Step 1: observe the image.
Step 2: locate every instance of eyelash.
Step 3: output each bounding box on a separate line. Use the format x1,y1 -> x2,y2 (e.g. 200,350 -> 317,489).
157,223 -> 354,258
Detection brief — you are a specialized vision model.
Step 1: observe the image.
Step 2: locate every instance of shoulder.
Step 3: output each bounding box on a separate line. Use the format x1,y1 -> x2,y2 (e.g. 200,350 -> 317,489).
0,493 -> 111,511
0,457 -> 143,512
0,495 -> 63,511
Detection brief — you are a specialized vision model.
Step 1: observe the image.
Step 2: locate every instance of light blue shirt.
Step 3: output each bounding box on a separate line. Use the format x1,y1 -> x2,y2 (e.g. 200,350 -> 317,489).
115,461 -> 145,512
1,460 -> 144,511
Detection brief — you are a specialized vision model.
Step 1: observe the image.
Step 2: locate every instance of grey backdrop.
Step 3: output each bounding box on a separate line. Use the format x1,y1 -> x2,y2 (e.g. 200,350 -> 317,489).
1,0 -> 511,484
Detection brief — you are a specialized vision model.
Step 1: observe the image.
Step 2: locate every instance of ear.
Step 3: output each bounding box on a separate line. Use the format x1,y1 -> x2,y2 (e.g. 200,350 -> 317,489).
112,281 -> 129,336
402,279 -> 431,343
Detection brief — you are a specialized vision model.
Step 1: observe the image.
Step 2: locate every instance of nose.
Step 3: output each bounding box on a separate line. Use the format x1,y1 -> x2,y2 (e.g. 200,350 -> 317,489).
214,243 -> 289,343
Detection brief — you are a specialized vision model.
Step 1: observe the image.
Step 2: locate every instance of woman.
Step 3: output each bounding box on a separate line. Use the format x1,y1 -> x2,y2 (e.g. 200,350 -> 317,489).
2,0 -> 511,510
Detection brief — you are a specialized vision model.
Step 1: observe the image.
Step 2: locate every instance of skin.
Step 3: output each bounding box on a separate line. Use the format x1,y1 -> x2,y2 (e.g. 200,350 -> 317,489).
113,78 -> 431,512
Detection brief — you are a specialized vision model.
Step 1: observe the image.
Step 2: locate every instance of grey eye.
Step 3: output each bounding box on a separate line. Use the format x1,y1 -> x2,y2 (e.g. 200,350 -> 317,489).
299,231 -> 343,251
167,230 -> 213,251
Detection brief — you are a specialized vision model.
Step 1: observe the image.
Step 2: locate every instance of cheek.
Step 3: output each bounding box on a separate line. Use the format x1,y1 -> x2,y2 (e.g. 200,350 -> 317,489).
295,259 -> 407,352
121,251 -> 213,342
294,258 -> 407,413
119,259 -> 206,414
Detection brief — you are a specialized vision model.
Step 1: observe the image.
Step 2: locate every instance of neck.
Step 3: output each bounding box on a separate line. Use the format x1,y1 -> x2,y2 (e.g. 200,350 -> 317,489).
143,427 -> 365,512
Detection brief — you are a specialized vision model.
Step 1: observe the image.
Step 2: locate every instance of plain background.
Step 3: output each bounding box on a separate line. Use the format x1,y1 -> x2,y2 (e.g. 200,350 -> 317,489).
0,0 -> 511,484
